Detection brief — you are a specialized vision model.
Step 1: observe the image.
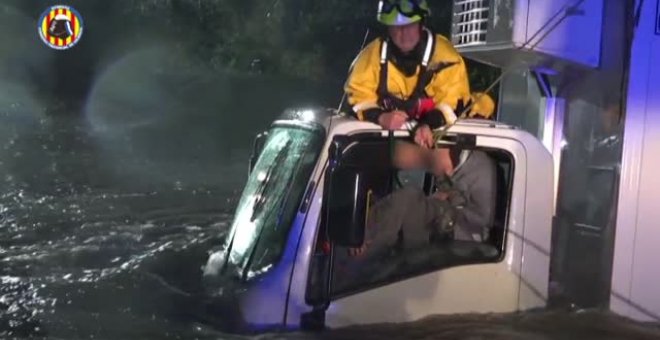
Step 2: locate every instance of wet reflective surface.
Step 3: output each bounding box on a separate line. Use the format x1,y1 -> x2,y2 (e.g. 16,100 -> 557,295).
0,185 -> 235,339
1,1 -> 660,338
2,171 -> 660,339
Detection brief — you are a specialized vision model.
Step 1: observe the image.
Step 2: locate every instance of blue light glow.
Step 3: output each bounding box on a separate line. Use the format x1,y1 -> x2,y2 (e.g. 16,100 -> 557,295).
656,0 -> 660,35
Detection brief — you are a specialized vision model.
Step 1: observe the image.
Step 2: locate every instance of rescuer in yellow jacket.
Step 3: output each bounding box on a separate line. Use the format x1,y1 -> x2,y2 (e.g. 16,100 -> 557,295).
344,0 -> 473,176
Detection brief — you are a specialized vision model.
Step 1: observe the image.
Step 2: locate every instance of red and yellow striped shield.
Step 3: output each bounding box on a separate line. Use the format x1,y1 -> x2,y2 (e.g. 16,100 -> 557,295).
38,5 -> 84,50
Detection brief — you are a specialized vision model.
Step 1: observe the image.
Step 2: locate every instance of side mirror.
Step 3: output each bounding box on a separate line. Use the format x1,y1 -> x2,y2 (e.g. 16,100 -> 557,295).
325,165 -> 367,248
248,131 -> 268,176
327,135 -> 350,171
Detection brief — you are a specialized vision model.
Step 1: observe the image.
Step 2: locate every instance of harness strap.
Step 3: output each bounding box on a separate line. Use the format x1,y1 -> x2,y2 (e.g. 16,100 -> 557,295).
377,28 -> 435,109
377,39 -> 389,101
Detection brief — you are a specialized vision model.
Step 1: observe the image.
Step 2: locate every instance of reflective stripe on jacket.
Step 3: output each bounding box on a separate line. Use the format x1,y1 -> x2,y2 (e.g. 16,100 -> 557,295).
344,31 -> 471,125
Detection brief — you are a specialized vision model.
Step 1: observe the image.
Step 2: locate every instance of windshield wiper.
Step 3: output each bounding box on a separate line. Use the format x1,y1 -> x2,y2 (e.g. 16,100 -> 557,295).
242,141 -> 312,281
220,140 -> 292,279
250,140 -> 292,221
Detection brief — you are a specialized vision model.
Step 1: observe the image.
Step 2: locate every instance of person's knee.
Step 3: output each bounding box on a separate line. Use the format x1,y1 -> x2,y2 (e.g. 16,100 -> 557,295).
393,142 -> 429,170
368,186 -> 425,232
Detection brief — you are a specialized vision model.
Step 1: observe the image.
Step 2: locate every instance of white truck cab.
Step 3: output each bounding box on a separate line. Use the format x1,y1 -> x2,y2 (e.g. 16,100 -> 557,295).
201,0 -> 660,330
202,107 -> 554,332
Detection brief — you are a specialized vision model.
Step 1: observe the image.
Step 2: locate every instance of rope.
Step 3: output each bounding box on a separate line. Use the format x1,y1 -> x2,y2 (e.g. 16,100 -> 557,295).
427,0 -> 588,145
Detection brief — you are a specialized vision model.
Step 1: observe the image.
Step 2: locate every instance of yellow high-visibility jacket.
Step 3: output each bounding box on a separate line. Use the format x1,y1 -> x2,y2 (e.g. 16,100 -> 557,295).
344,30 -> 472,127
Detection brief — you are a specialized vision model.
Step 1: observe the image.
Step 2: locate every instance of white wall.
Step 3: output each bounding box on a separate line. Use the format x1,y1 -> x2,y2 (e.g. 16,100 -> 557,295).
611,0 -> 660,322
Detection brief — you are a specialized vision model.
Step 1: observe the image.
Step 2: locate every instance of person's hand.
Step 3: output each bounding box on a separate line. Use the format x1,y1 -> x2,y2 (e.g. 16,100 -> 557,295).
378,111 -> 408,130
414,124 -> 434,149
433,191 -> 451,201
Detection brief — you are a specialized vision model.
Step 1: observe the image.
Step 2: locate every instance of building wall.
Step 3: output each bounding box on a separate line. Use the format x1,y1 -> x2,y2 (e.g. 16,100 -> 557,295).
549,0 -> 628,309
610,0 -> 660,322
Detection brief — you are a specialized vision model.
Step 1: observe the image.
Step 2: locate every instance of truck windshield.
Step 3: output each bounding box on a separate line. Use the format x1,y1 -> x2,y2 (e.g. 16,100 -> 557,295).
223,123 -> 324,280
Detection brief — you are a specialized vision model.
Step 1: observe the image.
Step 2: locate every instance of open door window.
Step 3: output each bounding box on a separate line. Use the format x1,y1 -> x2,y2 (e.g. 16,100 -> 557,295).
306,132 -> 514,303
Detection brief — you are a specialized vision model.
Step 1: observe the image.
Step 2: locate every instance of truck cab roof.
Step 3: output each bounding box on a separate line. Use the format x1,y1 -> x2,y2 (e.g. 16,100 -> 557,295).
273,107 -> 520,139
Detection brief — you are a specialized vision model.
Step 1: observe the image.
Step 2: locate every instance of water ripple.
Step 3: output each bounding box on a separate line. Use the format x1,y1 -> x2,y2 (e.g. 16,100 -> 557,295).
1,184 -> 660,339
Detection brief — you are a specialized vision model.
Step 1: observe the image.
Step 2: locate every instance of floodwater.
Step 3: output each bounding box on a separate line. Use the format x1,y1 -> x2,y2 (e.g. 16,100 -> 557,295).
2,3 -> 660,336
2,183 -> 660,339
1,118 -> 660,339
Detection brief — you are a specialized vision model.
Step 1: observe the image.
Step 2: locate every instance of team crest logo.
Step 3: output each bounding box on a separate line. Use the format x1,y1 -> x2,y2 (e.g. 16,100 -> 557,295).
38,5 -> 83,50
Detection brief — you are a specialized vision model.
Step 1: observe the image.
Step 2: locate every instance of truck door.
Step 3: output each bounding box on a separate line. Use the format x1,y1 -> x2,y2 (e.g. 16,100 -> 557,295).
303,125 -> 553,328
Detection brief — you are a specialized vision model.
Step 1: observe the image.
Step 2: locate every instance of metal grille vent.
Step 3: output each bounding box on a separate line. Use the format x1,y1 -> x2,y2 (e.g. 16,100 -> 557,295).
452,0 -> 490,47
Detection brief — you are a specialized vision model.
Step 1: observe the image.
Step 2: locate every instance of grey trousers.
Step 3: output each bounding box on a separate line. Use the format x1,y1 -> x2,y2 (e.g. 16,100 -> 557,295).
332,186 -> 456,292
363,186 -> 455,258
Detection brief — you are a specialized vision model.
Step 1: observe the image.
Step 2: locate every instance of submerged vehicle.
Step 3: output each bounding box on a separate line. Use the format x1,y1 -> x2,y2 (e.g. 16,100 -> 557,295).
203,108 -> 553,330
203,0 -> 660,332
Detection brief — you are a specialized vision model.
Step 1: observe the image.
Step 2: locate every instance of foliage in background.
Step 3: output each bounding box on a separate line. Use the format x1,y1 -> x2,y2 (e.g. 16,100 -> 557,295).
9,0 -> 499,107
119,0 -> 500,93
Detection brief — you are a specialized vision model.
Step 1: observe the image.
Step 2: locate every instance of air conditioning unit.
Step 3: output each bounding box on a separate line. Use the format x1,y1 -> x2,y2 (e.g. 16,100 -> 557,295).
451,0 -> 604,69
